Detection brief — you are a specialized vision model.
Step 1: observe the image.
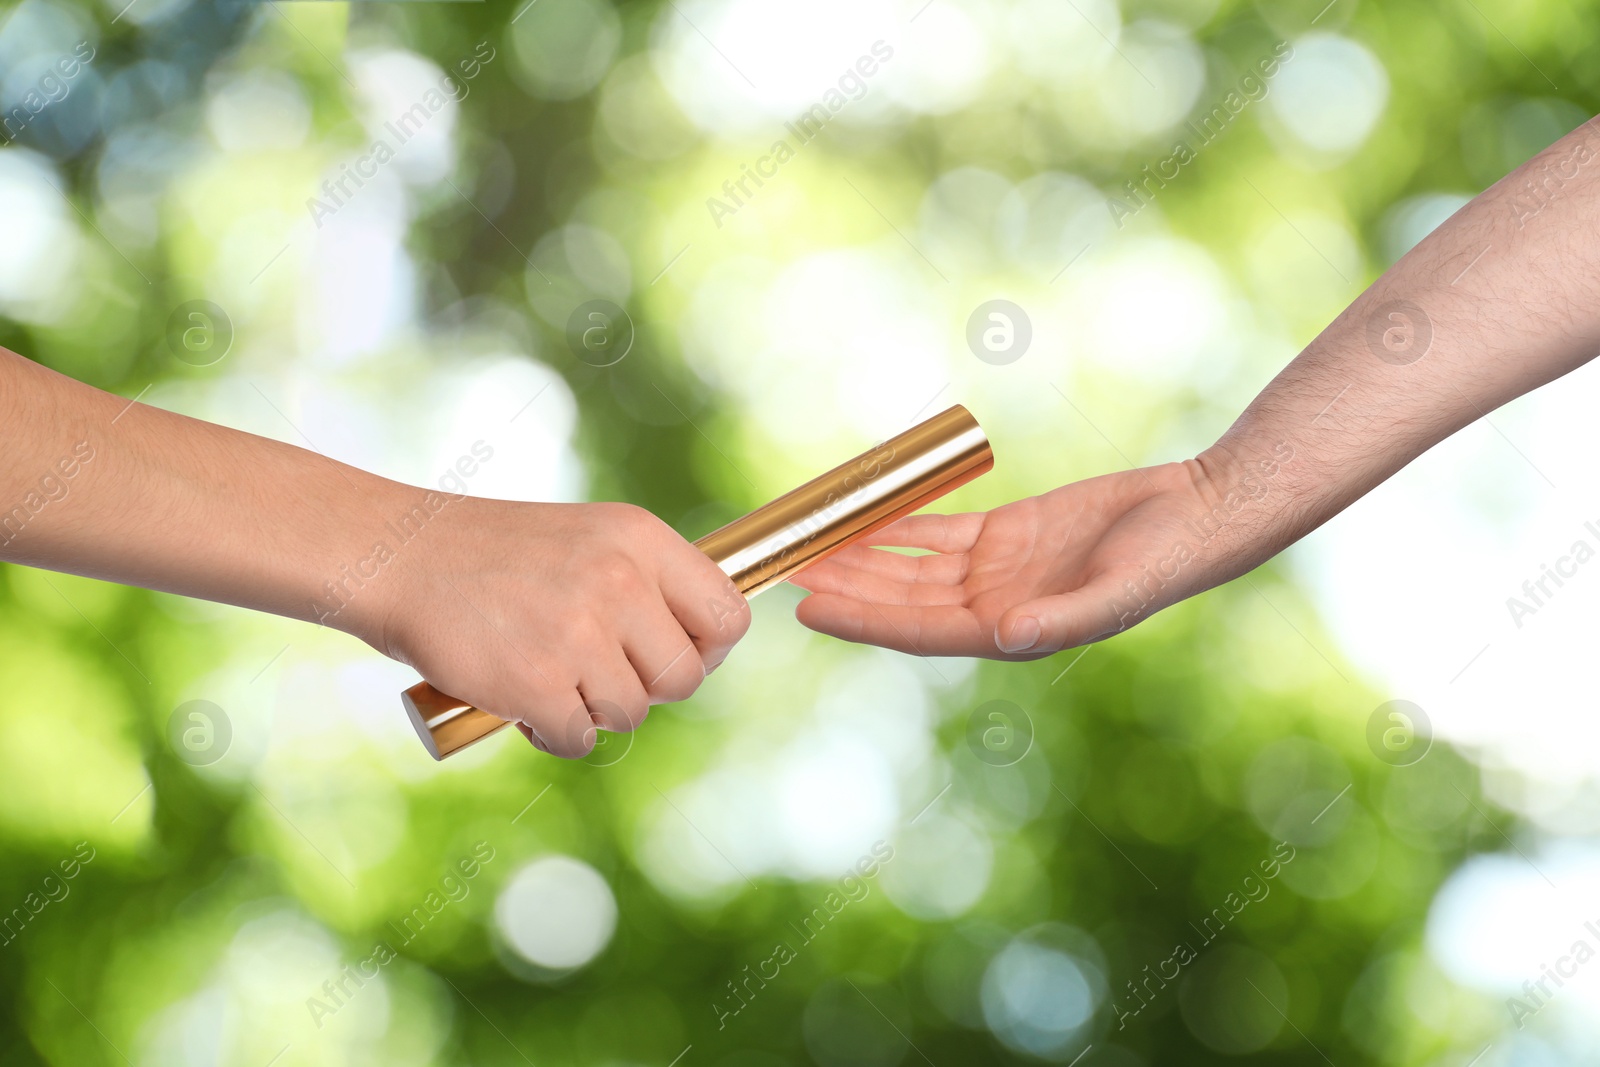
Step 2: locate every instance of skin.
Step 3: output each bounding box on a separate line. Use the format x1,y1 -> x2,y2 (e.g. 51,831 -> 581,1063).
6,123 -> 1596,741
0,349 -> 750,757
795,117 -> 1600,658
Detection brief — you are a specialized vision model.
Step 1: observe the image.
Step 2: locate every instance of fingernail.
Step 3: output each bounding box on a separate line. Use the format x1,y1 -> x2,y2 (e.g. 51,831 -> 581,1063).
997,616 -> 1041,653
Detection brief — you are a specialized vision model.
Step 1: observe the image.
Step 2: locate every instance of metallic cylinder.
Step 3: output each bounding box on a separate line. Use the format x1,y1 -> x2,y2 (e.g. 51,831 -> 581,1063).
403,404 -> 993,759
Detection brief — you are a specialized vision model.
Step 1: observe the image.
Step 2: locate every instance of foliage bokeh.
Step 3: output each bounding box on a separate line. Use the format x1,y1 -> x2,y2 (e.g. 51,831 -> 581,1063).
0,0 -> 1593,1063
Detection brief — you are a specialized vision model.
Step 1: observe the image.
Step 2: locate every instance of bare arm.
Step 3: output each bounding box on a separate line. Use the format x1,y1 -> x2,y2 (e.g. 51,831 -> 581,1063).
796,119 -> 1600,657
1199,116 -> 1600,571
1,347 -> 418,628
0,349 -> 749,753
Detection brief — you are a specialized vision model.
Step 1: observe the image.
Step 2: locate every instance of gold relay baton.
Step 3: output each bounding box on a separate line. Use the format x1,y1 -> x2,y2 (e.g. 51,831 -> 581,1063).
401,404 -> 994,759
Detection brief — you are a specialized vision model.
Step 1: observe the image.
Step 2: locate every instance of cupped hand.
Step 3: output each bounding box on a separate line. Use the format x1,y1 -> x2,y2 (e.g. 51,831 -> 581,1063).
362,499 -> 750,757
793,458 -> 1274,660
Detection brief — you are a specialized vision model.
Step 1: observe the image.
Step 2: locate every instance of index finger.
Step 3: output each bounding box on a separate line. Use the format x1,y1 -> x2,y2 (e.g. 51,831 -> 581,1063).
657,542 -> 751,662
861,512 -> 985,553
795,591 -> 987,656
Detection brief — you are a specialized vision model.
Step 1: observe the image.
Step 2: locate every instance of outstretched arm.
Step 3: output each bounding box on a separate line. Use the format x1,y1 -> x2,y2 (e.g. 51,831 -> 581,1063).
796,117 -> 1600,658
0,348 -> 749,754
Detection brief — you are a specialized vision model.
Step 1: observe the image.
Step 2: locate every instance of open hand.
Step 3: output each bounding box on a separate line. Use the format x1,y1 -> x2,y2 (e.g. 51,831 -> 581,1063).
793,454 -> 1288,659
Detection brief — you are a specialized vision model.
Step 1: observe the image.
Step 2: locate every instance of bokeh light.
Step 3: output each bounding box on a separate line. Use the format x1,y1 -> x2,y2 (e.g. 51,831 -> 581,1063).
0,0 -> 1595,1061
494,855 -> 618,972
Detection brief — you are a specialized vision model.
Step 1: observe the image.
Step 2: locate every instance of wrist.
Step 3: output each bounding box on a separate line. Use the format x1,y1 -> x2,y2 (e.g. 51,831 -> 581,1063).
300,475 -> 457,654
1187,436 -> 1305,571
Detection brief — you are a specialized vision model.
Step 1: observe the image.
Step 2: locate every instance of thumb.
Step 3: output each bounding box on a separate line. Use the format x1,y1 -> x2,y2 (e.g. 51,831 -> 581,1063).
994,577 -> 1150,655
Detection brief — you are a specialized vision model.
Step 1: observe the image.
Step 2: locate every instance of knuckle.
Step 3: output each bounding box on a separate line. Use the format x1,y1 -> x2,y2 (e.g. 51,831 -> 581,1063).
598,699 -> 648,733
648,671 -> 698,705
553,707 -> 598,758
702,582 -> 751,641
564,613 -> 607,650
600,502 -> 661,537
592,554 -> 641,594
645,647 -> 704,704
722,597 -> 753,640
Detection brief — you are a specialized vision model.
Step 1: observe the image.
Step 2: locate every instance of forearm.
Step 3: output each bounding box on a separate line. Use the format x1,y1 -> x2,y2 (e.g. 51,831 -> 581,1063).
0,347 -> 423,641
1201,118 -> 1600,557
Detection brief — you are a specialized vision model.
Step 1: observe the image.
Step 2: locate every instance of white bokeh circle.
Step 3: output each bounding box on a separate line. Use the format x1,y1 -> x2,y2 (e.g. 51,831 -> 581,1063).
495,855 -> 618,971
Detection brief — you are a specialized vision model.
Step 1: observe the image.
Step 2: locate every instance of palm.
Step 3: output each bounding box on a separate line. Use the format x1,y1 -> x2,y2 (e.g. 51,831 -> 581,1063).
793,462 -> 1213,659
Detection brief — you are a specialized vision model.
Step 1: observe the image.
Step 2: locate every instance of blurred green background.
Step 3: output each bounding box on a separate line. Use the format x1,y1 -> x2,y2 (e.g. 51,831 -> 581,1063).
0,0 -> 1594,1063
